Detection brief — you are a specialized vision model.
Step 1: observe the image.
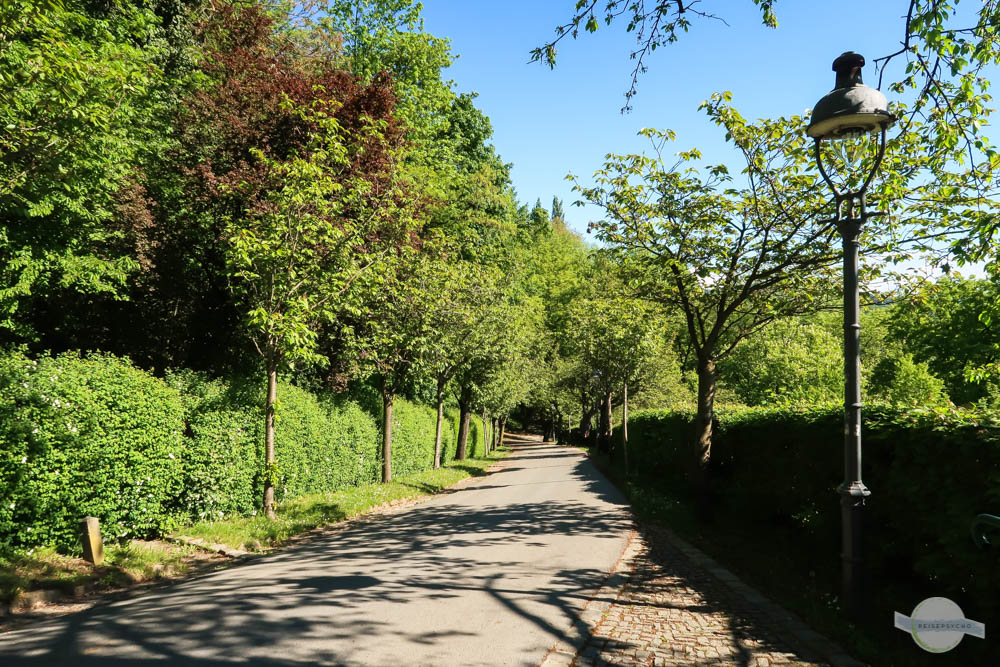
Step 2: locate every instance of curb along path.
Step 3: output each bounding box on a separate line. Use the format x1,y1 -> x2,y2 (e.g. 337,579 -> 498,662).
543,523 -> 863,667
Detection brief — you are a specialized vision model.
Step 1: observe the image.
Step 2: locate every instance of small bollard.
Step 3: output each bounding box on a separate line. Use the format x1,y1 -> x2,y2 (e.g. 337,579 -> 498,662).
80,516 -> 104,566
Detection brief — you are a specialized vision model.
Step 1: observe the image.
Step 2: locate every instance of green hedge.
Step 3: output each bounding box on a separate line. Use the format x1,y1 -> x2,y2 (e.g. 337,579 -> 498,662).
382,401 -> 484,474
0,350 -> 186,551
2,349 -> 493,553
167,371 -> 381,519
623,404 -> 1000,622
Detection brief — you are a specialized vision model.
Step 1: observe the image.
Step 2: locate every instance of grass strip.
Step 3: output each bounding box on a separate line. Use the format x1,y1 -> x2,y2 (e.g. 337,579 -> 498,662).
173,452 -> 509,552
1,541 -> 203,605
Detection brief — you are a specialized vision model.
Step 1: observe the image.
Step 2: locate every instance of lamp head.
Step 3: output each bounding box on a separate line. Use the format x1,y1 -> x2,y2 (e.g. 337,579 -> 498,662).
807,52 -> 895,140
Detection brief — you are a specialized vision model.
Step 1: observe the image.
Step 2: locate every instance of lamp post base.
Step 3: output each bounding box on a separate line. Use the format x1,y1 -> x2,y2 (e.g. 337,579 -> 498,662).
839,480 -> 871,620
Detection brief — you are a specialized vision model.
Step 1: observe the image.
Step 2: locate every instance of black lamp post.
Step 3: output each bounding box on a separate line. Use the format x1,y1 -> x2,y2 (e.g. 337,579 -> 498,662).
807,51 -> 895,620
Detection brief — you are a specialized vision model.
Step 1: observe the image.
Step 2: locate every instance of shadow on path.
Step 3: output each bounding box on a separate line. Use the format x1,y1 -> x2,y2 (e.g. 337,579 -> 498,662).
0,438 -> 632,666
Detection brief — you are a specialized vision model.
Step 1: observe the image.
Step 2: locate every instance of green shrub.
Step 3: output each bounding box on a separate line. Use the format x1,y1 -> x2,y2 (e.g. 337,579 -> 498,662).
0,349 -> 185,551
388,399 -> 437,477
718,319 -> 842,406
2,353 -> 471,553
868,352 -> 950,407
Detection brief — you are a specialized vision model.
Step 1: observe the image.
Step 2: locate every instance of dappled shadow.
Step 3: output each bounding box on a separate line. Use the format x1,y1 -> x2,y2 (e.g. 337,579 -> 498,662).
0,438 -> 632,666
580,524 -> 836,667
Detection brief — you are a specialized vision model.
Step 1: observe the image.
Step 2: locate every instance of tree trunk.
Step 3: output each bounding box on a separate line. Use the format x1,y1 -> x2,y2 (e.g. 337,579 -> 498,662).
499,416 -> 507,449
598,391 -> 613,453
456,386 -> 471,461
579,392 -> 594,441
695,357 -> 716,469
382,380 -> 394,483
623,380 -> 629,475
491,418 -> 499,451
481,407 -> 488,456
694,357 -> 717,520
433,377 -> 445,469
262,355 -> 278,519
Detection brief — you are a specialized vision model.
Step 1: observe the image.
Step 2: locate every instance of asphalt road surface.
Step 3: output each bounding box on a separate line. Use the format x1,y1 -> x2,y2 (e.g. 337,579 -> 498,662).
0,435 -> 632,666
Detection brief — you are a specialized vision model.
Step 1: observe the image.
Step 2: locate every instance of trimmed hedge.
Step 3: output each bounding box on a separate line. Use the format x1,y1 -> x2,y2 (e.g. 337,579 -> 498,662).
167,371 -> 382,519
2,350 -> 489,553
0,350 -> 186,551
623,404 -> 1000,621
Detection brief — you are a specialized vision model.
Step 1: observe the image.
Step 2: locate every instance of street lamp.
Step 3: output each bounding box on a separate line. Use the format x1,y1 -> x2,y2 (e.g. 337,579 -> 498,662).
807,51 -> 895,620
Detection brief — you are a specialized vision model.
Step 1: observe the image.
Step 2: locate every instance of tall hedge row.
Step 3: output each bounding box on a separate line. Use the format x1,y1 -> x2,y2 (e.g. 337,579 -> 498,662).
1,351 -> 485,552
623,404 -> 1000,621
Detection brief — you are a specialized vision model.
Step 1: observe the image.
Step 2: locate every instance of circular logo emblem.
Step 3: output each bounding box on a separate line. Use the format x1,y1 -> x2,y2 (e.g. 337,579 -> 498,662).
909,597 -> 971,653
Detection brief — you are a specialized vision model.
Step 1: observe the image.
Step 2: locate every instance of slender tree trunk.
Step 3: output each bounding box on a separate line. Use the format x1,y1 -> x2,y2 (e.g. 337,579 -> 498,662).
598,391 -> 613,453
694,357 -> 717,520
262,354 -> 278,519
589,399 -> 600,448
456,386 -> 471,461
481,407 -> 488,456
499,416 -> 507,449
579,392 -> 594,441
484,415 -> 490,455
382,379 -> 394,483
433,376 -> 445,469
491,418 -> 499,451
623,380 -> 629,476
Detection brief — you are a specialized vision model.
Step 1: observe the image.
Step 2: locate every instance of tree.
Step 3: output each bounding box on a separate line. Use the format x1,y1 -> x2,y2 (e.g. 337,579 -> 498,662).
179,2 -> 414,516
566,258 -> 680,454
416,260 -> 513,468
578,126 -> 839,479
314,0 -> 456,145
551,196 -> 566,222
349,251 -> 439,483
577,85 -> 991,477
868,350 -> 950,406
0,0 -> 167,338
886,274 -> 1000,404
226,104 -> 413,514
718,317 -> 843,406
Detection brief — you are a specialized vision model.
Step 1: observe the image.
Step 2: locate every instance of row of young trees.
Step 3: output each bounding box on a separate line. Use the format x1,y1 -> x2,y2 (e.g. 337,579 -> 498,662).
527,0 -> 1000,487
0,0 -> 589,517
5,0 -> 999,522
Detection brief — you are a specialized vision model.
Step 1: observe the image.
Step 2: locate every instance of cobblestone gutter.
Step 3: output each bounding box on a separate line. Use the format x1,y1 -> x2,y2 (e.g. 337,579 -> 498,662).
541,523 -> 865,667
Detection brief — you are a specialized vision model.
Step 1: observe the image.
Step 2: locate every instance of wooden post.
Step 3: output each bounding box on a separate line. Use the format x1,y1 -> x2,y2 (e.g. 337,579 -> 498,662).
80,517 -> 104,565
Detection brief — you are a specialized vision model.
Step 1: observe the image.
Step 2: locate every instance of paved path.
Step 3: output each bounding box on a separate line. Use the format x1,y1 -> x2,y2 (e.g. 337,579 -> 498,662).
1,436 -> 857,667
0,435 -> 634,666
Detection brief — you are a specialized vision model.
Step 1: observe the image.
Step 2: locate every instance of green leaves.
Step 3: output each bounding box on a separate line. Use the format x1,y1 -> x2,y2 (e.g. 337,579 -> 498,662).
530,2 -> 779,109
224,102 -> 414,371
0,0 -> 169,336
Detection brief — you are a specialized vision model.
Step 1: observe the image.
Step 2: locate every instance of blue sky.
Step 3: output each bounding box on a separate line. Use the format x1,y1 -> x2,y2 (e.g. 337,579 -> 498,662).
414,1 -> 958,238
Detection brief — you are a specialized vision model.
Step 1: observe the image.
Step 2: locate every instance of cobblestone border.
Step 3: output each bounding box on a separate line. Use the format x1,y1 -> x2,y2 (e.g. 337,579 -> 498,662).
652,526 -> 864,667
540,526 -> 643,666
540,524 -> 865,667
